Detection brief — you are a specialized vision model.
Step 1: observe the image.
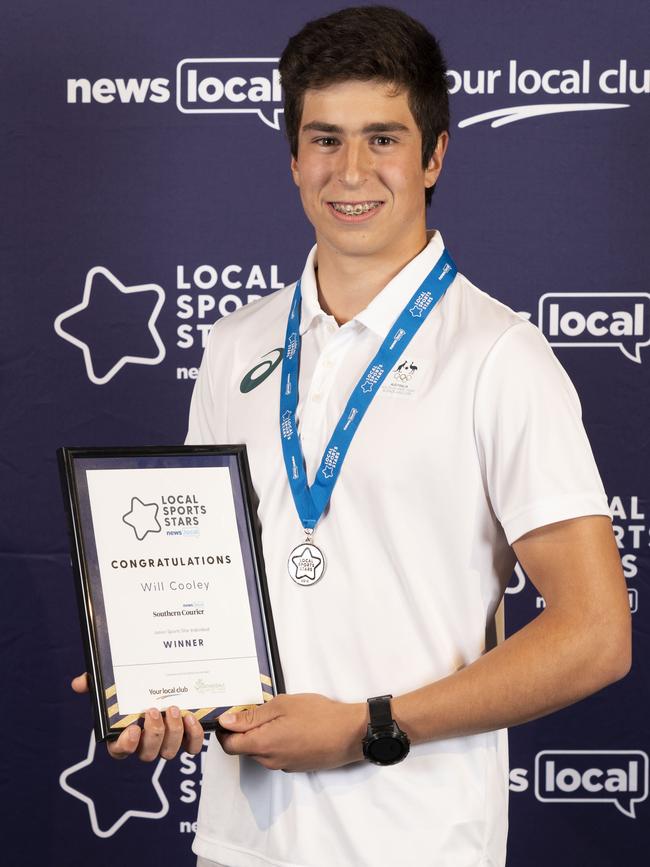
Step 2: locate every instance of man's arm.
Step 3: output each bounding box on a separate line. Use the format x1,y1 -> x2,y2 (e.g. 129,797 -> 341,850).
389,513 -> 630,743
217,514 -> 631,770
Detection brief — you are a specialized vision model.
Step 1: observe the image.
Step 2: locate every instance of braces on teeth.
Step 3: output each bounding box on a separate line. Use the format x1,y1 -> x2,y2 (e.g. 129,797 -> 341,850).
332,202 -> 380,215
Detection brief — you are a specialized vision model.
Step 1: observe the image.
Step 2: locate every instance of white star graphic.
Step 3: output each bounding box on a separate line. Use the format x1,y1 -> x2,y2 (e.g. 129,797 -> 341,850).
54,266 -> 166,385
122,497 -> 162,540
58,731 -> 169,838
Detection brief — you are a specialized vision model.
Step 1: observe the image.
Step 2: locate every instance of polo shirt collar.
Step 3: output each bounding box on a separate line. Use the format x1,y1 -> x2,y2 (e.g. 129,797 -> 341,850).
297,244 -> 326,335
298,230 -> 446,337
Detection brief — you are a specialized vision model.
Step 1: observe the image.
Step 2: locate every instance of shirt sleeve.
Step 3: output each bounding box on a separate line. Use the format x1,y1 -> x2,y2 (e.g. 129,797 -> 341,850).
473,319 -> 610,545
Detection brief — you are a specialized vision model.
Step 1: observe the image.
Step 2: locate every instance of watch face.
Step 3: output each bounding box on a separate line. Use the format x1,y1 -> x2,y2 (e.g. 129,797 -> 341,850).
368,735 -> 408,765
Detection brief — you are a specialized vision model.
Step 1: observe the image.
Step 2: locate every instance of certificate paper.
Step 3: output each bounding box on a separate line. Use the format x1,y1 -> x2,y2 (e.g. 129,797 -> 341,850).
59,447 -> 283,741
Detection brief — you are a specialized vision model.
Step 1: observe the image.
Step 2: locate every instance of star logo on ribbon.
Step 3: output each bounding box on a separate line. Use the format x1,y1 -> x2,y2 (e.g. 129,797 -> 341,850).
122,497 -> 162,541
291,545 -> 322,582
408,304 -> 424,318
54,266 -> 165,385
281,409 -> 294,439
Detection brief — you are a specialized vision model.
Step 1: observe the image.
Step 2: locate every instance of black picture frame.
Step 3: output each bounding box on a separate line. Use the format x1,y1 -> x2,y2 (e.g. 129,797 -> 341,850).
58,445 -> 284,742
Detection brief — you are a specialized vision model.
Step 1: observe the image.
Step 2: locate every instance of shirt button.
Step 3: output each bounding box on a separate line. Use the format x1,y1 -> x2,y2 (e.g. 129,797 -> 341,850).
312,392 -> 323,402
322,358 -> 334,369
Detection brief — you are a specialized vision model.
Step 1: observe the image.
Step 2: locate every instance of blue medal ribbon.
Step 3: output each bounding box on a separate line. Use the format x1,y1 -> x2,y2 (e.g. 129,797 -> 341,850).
280,247 -> 457,533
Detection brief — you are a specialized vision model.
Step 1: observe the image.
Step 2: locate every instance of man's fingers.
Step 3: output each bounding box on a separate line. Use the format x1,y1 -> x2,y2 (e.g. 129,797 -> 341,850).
182,713 -> 205,755
218,700 -> 280,733
159,706 -> 184,760
71,673 -> 89,694
136,708 -> 166,762
107,725 -> 141,759
217,731 -> 281,769
217,727 -> 270,758
218,731 -> 252,756
106,709 -> 204,762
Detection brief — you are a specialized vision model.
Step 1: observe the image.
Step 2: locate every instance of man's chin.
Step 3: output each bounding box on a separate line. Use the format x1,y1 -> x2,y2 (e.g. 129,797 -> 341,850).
317,229 -> 389,259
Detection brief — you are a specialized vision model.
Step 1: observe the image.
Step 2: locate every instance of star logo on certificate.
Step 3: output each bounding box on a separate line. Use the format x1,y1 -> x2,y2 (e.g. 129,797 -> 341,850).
53,266 -> 166,385
59,732 -> 169,838
122,497 -> 162,540
291,545 -> 322,582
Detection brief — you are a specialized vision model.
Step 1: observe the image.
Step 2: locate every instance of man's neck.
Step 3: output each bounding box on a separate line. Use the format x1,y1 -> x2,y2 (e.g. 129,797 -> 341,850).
314,233 -> 429,325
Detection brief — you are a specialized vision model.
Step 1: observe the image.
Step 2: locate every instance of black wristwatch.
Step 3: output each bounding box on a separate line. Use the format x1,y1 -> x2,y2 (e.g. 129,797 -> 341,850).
362,694 -> 410,765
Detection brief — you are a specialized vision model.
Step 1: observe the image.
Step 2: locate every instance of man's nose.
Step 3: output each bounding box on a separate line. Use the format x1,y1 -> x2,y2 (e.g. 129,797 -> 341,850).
336,141 -> 371,189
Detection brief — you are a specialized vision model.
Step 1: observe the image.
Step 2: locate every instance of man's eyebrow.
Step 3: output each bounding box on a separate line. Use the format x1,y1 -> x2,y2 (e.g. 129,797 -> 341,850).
301,121 -> 411,134
301,122 -> 344,134
362,122 -> 411,134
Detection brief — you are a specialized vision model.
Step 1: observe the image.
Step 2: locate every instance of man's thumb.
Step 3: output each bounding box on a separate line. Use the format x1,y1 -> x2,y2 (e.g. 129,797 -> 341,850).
218,702 -> 273,732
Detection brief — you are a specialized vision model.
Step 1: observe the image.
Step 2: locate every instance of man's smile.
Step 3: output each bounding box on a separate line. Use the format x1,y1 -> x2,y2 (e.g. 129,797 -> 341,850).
327,200 -> 385,221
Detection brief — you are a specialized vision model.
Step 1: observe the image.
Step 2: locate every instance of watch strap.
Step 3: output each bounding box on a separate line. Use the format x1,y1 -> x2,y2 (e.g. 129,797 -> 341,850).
367,694 -> 394,728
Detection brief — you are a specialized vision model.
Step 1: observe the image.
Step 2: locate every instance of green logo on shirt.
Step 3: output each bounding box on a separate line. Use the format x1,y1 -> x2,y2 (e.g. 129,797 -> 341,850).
240,348 -> 284,393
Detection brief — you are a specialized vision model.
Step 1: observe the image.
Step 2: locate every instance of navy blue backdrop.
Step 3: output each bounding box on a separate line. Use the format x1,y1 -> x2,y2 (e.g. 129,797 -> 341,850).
2,1 -> 649,864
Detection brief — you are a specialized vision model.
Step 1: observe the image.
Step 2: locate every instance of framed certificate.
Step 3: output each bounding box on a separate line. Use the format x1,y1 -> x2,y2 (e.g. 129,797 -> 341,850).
58,445 -> 284,742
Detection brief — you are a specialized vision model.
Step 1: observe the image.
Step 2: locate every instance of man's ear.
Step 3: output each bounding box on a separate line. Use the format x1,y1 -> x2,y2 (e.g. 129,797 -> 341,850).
290,154 -> 300,188
424,131 -> 449,189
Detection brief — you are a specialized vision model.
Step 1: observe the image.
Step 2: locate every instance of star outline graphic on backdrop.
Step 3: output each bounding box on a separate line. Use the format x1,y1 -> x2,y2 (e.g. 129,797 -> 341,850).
122,497 -> 162,540
291,545 -> 322,582
58,731 -> 169,838
53,266 -> 166,385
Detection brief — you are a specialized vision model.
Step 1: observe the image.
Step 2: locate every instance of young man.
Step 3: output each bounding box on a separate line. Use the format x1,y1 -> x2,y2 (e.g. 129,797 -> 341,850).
74,6 -> 630,866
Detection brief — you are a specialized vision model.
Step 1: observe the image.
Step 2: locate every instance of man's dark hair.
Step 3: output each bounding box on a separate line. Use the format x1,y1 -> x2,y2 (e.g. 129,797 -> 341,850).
279,5 -> 449,206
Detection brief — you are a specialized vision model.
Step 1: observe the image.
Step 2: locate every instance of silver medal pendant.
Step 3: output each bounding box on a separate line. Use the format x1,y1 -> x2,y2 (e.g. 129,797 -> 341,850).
288,533 -> 326,586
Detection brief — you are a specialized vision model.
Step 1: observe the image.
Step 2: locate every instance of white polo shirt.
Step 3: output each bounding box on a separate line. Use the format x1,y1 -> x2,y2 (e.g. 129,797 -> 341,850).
187,231 -> 609,867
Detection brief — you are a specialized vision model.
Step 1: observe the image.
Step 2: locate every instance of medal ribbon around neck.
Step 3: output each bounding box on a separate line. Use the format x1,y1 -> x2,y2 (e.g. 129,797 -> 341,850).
280,247 -> 457,583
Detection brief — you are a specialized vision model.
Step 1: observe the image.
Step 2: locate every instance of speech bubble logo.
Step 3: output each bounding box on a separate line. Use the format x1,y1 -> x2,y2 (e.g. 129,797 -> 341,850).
535,750 -> 649,818
538,292 -> 650,363
176,57 -> 283,129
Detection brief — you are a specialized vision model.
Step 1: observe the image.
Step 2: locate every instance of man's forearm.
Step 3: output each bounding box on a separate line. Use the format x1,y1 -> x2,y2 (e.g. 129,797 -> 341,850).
392,604 -> 630,746
212,606 -> 630,772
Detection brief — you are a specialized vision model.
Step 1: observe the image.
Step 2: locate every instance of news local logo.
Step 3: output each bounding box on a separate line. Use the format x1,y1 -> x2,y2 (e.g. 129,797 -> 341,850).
66,57 -> 284,130
535,750 -> 649,818
539,293 -> 650,363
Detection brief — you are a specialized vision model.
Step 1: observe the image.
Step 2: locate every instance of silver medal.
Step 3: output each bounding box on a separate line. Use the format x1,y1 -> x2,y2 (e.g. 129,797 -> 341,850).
288,535 -> 326,586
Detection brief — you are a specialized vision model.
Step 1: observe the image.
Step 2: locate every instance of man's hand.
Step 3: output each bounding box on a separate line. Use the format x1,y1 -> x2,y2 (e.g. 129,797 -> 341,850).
217,693 -> 367,772
71,673 -> 204,761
